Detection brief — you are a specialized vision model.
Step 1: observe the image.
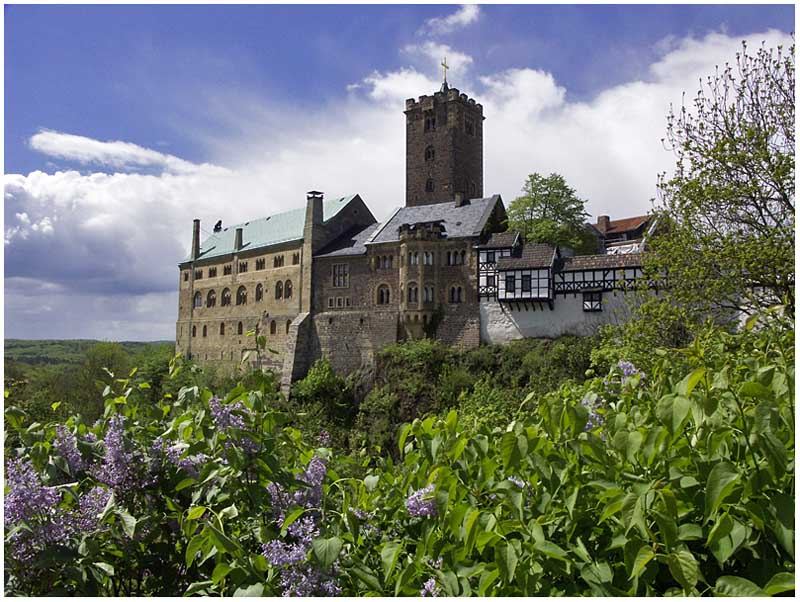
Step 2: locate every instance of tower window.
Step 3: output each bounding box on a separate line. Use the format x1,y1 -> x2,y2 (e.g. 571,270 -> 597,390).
220,322 -> 225,335
377,284 -> 391,305
270,320 -> 277,335
425,179 -> 434,192
202,325 -> 207,337
424,113 -> 436,132
424,146 -> 435,162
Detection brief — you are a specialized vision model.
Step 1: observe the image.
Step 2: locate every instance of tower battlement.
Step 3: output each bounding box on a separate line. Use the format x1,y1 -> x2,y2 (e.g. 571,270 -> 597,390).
404,88 -> 484,114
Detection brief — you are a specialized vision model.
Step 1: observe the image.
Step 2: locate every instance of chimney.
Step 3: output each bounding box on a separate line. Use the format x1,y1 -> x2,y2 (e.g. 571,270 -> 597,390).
306,190 -> 324,225
597,215 -> 611,233
191,219 -> 201,260
454,192 -> 465,207
234,227 -> 243,251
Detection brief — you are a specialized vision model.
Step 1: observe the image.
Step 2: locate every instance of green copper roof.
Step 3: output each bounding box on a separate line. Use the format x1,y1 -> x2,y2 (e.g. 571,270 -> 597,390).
184,195 -> 357,263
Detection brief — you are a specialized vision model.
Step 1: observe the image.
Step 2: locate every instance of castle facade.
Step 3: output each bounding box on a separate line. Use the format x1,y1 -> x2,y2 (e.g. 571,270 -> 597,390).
176,80 -> 652,390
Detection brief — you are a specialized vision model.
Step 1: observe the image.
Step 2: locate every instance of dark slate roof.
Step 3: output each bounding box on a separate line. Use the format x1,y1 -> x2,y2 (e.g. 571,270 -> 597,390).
366,195 -> 502,245
476,230 -> 521,249
315,222 -> 381,258
559,253 -> 644,270
497,243 -> 558,269
184,195 -> 358,263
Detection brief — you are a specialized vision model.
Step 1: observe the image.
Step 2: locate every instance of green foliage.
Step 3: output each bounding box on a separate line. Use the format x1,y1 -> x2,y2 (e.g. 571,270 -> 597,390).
651,40 -> 795,319
507,172 -> 597,253
4,314 -> 793,595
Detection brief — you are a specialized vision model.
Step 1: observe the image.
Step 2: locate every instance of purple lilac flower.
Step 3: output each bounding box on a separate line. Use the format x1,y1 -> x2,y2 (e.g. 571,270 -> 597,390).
277,564 -> 341,597
617,360 -> 645,383
317,430 -> 331,446
581,395 -> 605,431
209,397 -> 249,430
76,486 -> 112,532
508,476 -> 526,489
4,459 -> 60,526
165,444 -> 209,478
92,416 -> 141,493
406,484 -> 437,518
54,425 -> 85,474
421,577 -> 441,597
262,540 -> 309,566
292,457 -> 327,509
84,432 -> 98,443
4,459 -> 72,562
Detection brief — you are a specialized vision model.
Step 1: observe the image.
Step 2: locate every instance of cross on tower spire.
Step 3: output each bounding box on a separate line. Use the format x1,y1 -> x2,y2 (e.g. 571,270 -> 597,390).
441,56 -> 449,88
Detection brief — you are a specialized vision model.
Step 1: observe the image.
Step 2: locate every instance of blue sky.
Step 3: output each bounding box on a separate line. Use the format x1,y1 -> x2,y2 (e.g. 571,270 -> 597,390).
4,4 -> 795,340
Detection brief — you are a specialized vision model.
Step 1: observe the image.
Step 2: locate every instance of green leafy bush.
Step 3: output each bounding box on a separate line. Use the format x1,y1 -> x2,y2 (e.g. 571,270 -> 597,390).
4,315 -> 793,596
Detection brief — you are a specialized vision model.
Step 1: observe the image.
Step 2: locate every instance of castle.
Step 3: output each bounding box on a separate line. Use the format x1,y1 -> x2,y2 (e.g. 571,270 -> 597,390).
176,77 -> 653,390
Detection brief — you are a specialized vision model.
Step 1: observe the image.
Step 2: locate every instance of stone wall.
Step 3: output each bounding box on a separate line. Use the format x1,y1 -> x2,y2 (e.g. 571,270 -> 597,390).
479,291 -> 638,343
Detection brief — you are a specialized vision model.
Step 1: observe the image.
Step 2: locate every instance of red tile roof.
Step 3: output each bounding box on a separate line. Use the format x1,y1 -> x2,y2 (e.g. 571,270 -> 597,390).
604,215 -> 650,235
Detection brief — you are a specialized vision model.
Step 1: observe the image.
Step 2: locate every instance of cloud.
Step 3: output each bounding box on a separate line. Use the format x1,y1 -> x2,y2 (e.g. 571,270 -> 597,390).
5,28 -> 793,340
420,5 -> 480,35
403,42 -> 474,79
28,130 -> 227,174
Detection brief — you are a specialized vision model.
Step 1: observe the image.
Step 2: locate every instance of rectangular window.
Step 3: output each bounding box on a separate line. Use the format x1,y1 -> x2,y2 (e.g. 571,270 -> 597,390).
505,274 -> 516,295
345,297 -> 351,307
521,274 -> 532,293
328,297 -> 334,308
332,264 -> 349,288
255,258 -> 265,270
194,269 -> 203,280
239,261 -> 248,273
183,272 -> 189,281
223,265 -> 232,276
336,297 -> 343,308
583,291 -> 602,312
209,267 -> 217,278
292,253 -> 300,265
486,251 -> 496,263
487,275 -> 496,288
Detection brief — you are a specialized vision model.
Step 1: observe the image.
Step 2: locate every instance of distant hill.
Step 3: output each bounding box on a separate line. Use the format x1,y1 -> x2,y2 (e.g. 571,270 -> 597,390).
4,339 -> 173,367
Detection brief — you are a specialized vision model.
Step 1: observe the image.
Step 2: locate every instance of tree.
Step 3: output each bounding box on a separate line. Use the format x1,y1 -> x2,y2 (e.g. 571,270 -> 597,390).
649,39 -> 794,319
506,173 -> 596,253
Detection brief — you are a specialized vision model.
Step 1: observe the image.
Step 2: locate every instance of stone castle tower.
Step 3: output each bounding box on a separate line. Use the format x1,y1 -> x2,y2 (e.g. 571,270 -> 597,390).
404,81 -> 484,207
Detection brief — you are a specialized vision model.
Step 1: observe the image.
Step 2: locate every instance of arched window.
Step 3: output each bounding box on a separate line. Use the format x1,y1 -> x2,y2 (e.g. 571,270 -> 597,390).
193,292 -> 202,308
450,286 -> 464,303
284,280 -> 293,299
206,290 -> 216,307
286,320 -> 291,334
236,286 -> 247,306
424,146 -> 435,162
220,322 -> 225,335
221,288 -> 231,306
423,251 -> 433,265
255,283 -> 263,302
275,281 -> 283,300
202,325 -> 207,337
192,325 -> 197,337
270,320 -> 277,335
377,284 -> 390,305
425,179 -> 434,192
237,321 -> 243,335
407,283 -> 418,303
424,285 -> 435,303
460,250 -> 467,265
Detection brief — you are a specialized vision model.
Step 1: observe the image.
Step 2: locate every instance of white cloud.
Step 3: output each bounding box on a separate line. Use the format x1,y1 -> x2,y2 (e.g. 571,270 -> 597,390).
5,28 -> 792,340
403,42 -> 473,79
28,130 -> 228,174
420,5 -> 480,35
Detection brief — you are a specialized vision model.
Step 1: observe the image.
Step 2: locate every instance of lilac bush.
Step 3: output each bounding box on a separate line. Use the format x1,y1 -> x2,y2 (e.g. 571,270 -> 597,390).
92,416 -> 142,493
54,425 -> 85,474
